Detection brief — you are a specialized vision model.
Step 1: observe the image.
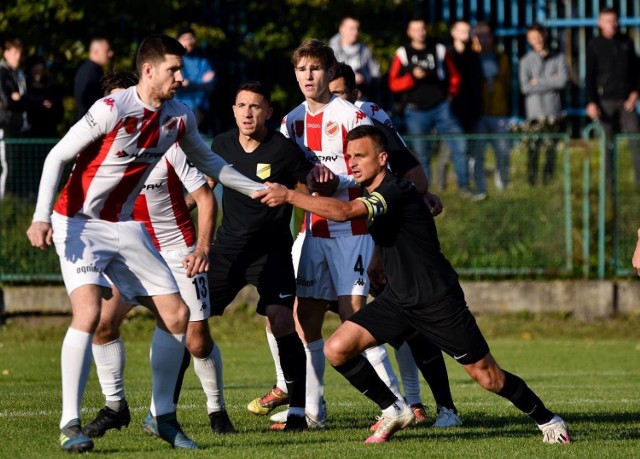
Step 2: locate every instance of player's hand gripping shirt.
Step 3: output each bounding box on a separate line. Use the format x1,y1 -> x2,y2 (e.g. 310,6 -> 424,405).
280,96 -> 372,238
32,86 -> 263,223
133,144 -> 205,252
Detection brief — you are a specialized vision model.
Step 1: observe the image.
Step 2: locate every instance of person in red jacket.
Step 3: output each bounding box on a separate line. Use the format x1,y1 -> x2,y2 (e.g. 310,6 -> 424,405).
389,18 -> 470,196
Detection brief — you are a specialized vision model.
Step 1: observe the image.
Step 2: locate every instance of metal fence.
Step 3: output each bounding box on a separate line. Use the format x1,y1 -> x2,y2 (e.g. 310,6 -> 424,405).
0,129 -> 635,282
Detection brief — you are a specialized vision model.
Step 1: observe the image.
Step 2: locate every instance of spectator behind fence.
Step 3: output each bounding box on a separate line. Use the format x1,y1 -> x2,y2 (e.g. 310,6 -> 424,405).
74,37 -> 112,120
175,27 -> 215,133
449,20 -> 486,200
0,38 -> 28,137
474,22 -> 512,191
586,7 -> 640,188
519,23 -> 569,186
329,17 -> 381,100
389,18 -> 470,196
26,56 -> 63,138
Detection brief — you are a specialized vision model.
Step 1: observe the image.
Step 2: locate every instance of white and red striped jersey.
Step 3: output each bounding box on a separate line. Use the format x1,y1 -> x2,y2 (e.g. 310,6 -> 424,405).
133,144 -> 205,252
33,86 -> 262,223
280,95 -> 372,238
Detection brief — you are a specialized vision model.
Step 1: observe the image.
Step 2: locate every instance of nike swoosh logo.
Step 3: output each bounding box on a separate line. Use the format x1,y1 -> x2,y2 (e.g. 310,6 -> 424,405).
278,293 -> 294,298
453,353 -> 468,360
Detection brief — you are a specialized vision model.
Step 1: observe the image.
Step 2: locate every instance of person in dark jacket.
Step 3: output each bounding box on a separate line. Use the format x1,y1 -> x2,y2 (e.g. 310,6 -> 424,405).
586,7 -> 640,187
0,38 -> 28,137
73,37 -> 112,120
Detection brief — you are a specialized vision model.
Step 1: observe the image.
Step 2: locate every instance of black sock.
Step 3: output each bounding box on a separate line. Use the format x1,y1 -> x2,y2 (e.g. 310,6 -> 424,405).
173,346 -> 191,406
333,355 -> 397,410
498,370 -> 554,424
407,334 -> 457,412
276,333 -> 306,409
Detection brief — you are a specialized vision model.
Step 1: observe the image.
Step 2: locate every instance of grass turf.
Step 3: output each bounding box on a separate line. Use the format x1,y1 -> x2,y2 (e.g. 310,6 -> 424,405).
1,311 -> 639,458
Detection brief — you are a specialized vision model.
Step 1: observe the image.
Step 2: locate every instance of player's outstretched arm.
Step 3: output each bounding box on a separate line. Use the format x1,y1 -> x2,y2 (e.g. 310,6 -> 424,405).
254,182 -> 367,222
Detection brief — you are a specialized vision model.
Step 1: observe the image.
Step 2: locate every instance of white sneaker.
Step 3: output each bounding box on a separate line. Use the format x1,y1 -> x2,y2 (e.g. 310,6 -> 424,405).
538,415 -> 570,444
432,406 -> 463,428
364,403 -> 414,444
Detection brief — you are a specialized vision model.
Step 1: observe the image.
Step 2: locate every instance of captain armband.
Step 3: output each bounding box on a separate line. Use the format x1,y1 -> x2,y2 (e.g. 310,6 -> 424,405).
356,192 -> 388,220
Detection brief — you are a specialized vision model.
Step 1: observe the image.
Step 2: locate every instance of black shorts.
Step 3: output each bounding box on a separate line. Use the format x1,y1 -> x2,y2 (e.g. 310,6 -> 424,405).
208,245 -> 296,316
348,283 -> 490,365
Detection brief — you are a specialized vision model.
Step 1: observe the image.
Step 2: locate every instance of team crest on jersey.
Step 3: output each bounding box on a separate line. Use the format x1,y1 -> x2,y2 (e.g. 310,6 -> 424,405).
294,120 -> 304,137
256,163 -> 271,180
123,117 -> 137,134
324,120 -> 339,137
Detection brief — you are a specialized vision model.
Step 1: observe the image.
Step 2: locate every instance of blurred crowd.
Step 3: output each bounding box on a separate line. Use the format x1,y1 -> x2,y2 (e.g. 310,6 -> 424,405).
2,7 -> 638,194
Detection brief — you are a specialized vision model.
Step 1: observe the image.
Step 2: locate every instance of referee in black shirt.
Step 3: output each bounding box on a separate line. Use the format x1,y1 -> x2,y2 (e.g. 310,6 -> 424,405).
254,125 -> 570,445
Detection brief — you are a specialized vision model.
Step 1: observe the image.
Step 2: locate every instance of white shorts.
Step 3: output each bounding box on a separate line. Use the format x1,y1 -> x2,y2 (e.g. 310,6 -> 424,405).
293,232 -> 373,300
160,247 -> 210,321
51,213 -> 178,299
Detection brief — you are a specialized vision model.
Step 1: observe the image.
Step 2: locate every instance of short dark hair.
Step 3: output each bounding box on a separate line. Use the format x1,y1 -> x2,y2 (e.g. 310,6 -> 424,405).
346,125 -> 387,152
332,62 -> 357,92
291,38 -> 336,70
236,81 -> 271,104
600,7 -> 617,17
101,71 -> 139,95
3,38 -> 23,52
136,34 -> 185,73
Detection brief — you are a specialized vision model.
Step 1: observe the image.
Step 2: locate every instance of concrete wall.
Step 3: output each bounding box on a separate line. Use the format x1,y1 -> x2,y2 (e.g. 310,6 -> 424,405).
2,281 -> 639,319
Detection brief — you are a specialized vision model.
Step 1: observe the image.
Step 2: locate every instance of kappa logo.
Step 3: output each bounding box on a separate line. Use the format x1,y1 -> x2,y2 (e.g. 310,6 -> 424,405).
355,110 -> 367,122
115,149 -> 164,159
324,120 -> 339,137
354,278 -> 365,286
256,163 -> 271,180
103,97 -> 115,111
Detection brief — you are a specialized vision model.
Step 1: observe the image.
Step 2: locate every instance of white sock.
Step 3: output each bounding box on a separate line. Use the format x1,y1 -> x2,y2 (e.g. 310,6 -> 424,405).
363,345 -> 403,400
194,344 -> 225,413
92,337 -> 126,409
382,398 -> 408,417
394,342 -> 422,406
149,327 -> 185,417
60,328 -> 93,428
266,328 -> 287,393
304,339 -> 325,419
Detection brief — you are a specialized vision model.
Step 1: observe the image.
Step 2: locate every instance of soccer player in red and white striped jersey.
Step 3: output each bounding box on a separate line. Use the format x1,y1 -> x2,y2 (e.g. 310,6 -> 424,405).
273,39 -> 401,428
26,34 -> 263,453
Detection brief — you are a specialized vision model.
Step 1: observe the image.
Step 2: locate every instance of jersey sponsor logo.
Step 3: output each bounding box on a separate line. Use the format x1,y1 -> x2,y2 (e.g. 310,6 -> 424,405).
141,181 -> 165,191
355,110 -> 367,122
354,278 -> 365,286
324,120 -> 339,137
123,116 -> 138,134
256,163 -> 271,180
307,154 -> 339,163
294,120 -> 304,137
115,149 -> 165,160
370,103 -> 381,114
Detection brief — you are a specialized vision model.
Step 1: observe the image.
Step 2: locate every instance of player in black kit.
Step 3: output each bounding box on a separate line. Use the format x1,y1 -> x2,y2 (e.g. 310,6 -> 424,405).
254,125 -> 570,444
207,81 -> 312,431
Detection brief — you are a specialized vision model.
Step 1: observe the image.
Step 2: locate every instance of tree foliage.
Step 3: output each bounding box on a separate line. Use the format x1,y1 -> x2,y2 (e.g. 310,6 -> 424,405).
0,0 -> 418,131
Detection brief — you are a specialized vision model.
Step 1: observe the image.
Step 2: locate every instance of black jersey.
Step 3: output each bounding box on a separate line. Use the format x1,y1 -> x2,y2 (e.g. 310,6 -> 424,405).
212,129 -> 312,252
362,172 -> 458,307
